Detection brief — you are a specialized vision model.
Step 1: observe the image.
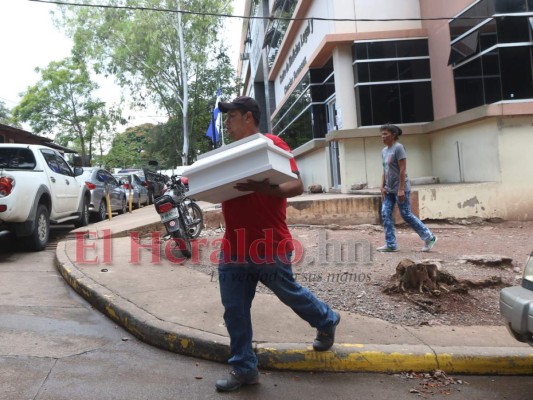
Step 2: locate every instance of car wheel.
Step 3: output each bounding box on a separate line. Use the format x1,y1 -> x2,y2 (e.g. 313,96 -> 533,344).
118,197 -> 127,215
26,204 -> 50,251
96,199 -> 107,222
74,197 -> 90,228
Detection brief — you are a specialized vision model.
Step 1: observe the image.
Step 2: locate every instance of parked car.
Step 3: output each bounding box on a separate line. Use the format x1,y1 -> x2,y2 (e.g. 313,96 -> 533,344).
0,144 -> 90,251
76,167 -> 127,222
500,251 -> 533,346
113,172 -> 149,209
117,168 -> 143,174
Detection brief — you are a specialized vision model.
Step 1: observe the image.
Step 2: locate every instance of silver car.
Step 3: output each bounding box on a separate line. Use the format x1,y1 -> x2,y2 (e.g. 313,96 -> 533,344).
113,172 -> 150,209
500,251 -> 533,346
76,167 -> 127,222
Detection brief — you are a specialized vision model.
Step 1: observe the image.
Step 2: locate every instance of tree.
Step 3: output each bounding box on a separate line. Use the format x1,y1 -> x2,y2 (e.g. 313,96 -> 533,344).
103,123 -> 154,169
11,58 -> 121,165
56,0 -> 236,165
0,101 -> 21,128
0,101 -> 10,124
188,51 -> 239,157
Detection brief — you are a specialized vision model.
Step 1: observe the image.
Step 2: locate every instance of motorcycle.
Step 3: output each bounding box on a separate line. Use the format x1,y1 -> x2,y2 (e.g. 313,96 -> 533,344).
153,175 -> 203,258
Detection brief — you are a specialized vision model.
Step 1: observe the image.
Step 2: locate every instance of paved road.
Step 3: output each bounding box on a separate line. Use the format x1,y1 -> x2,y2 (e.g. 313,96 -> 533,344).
1,227 -> 533,399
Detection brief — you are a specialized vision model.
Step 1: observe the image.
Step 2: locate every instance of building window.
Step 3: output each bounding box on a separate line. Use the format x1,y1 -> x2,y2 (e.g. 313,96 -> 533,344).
264,0 -> 299,69
271,60 -> 334,149
353,39 -> 434,126
449,0 -> 533,112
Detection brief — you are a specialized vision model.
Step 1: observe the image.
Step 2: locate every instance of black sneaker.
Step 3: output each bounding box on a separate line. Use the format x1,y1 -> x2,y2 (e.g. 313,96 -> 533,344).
313,312 -> 341,351
215,369 -> 259,392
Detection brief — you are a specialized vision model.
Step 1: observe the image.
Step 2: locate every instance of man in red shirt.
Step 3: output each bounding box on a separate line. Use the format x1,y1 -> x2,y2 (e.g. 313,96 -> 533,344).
215,96 -> 340,392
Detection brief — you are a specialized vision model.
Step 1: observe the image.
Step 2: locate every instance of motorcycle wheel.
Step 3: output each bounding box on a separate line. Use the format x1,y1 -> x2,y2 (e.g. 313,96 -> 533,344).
171,218 -> 192,258
185,202 -> 203,239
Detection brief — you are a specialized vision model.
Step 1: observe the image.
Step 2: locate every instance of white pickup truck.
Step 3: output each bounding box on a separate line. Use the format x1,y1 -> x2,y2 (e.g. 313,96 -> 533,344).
0,144 -> 90,251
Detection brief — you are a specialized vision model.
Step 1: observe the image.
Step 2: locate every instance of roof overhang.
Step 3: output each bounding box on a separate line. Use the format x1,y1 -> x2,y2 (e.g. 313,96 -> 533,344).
0,123 -> 77,153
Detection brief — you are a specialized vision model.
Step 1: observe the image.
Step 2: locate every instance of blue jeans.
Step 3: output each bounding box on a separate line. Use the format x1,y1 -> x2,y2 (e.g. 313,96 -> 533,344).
381,192 -> 433,249
218,252 -> 337,374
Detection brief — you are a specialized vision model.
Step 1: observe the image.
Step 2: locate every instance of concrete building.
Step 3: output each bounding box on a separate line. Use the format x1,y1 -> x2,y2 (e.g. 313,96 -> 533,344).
237,0 -> 533,221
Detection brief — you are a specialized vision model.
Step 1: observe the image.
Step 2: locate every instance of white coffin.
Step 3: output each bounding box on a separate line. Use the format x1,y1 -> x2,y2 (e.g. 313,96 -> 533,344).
184,134 -> 297,203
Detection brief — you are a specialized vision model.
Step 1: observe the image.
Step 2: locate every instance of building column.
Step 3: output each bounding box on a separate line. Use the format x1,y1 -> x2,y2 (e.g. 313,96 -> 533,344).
332,44 -> 357,129
332,44 -> 358,192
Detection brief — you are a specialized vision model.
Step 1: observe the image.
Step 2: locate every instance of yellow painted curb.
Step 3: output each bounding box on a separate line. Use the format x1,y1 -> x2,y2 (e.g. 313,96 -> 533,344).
257,346 -> 438,373
437,353 -> 533,375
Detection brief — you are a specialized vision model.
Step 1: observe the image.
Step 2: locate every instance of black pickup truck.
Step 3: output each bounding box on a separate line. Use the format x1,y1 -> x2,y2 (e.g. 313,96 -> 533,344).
142,168 -> 168,204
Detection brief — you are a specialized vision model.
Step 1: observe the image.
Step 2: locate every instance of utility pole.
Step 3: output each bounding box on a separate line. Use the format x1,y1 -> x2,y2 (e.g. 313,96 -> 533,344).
210,102 -> 218,149
176,0 -> 189,165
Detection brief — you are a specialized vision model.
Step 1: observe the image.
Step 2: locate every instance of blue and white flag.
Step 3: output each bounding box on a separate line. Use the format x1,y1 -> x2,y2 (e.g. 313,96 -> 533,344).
206,88 -> 222,145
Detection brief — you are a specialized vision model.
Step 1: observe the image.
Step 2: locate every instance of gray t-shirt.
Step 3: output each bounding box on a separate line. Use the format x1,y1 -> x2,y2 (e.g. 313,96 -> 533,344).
382,142 -> 410,194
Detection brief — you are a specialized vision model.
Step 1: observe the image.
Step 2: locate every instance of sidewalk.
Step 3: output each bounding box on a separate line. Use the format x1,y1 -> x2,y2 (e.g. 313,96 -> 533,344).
54,197 -> 533,375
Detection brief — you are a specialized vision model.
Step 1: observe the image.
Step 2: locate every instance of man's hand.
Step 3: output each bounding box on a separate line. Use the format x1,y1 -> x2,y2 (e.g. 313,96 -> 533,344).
234,175 -> 304,198
234,178 -> 273,193
397,188 -> 405,203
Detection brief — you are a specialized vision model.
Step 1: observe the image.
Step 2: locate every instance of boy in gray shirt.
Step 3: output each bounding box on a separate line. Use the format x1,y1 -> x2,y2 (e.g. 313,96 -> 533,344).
378,124 -> 437,252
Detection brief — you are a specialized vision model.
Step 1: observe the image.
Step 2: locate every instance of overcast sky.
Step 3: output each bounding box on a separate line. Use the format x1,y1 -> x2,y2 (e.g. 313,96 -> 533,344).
0,0 -> 244,127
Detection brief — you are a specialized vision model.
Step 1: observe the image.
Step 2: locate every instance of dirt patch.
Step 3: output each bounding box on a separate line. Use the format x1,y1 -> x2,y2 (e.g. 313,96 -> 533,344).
186,219 -> 531,327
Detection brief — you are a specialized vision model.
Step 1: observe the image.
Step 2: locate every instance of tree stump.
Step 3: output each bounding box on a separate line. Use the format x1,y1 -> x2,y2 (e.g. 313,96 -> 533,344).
383,259 -> 504,295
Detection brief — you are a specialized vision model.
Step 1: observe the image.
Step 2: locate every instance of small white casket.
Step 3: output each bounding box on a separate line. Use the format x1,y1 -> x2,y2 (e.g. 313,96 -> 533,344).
185,134 -> 297,203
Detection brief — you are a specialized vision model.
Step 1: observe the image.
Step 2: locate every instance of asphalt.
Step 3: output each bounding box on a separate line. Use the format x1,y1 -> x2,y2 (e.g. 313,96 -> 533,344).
54,195 -> 533,375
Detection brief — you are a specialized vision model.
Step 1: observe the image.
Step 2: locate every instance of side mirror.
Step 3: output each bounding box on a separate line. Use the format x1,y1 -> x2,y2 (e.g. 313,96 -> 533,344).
73,167 -> 84,177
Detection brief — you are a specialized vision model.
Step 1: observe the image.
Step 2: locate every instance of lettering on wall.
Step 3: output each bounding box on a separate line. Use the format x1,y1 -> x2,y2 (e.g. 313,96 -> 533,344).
283,57 -> 307,95
279,19 -> 314,92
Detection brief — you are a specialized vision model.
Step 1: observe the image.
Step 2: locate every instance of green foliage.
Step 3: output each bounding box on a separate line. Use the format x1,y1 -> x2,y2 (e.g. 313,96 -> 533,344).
11,58 -> 122,165
0,101 -> 11,124
104,123 -> 154,168
188,50 -> 239,159
0,101 -> 22,128
56,0 -> 239,165
144,119 -> 183,168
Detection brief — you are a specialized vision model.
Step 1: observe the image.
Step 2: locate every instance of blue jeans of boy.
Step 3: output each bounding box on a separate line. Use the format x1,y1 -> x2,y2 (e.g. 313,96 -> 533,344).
218,252 -> 337,374
381,191 -> 433,249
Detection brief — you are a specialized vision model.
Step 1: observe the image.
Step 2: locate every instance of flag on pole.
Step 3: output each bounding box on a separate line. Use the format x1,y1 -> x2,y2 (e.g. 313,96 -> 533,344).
206,88 -> 222,145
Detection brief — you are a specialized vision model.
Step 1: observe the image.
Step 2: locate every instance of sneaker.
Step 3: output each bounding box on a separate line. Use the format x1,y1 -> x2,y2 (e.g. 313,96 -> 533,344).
422,236 -> 437,252
313,312 -> 341,351
376,244 -> 398,252
215,370 -> 259,392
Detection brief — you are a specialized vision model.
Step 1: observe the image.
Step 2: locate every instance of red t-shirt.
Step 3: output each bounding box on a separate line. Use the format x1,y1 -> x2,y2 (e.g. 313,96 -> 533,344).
221,134 -> 298,262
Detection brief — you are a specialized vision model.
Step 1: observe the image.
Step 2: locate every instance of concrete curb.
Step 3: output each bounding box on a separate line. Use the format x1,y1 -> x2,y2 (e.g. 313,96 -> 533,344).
55,241 -> 230,363
55,240 -> 533,375
256,343 -> 533,374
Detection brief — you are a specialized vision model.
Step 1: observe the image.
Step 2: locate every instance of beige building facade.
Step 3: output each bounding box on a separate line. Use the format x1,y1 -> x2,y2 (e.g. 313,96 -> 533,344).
238,0 -> 533,220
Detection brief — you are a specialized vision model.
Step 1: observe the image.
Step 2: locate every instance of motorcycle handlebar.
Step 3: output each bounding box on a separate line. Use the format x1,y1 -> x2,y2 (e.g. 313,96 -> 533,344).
165,174 -> 188,195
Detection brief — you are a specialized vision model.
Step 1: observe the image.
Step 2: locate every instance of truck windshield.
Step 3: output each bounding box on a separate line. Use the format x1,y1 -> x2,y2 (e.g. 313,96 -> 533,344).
0,148 -> 36,169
